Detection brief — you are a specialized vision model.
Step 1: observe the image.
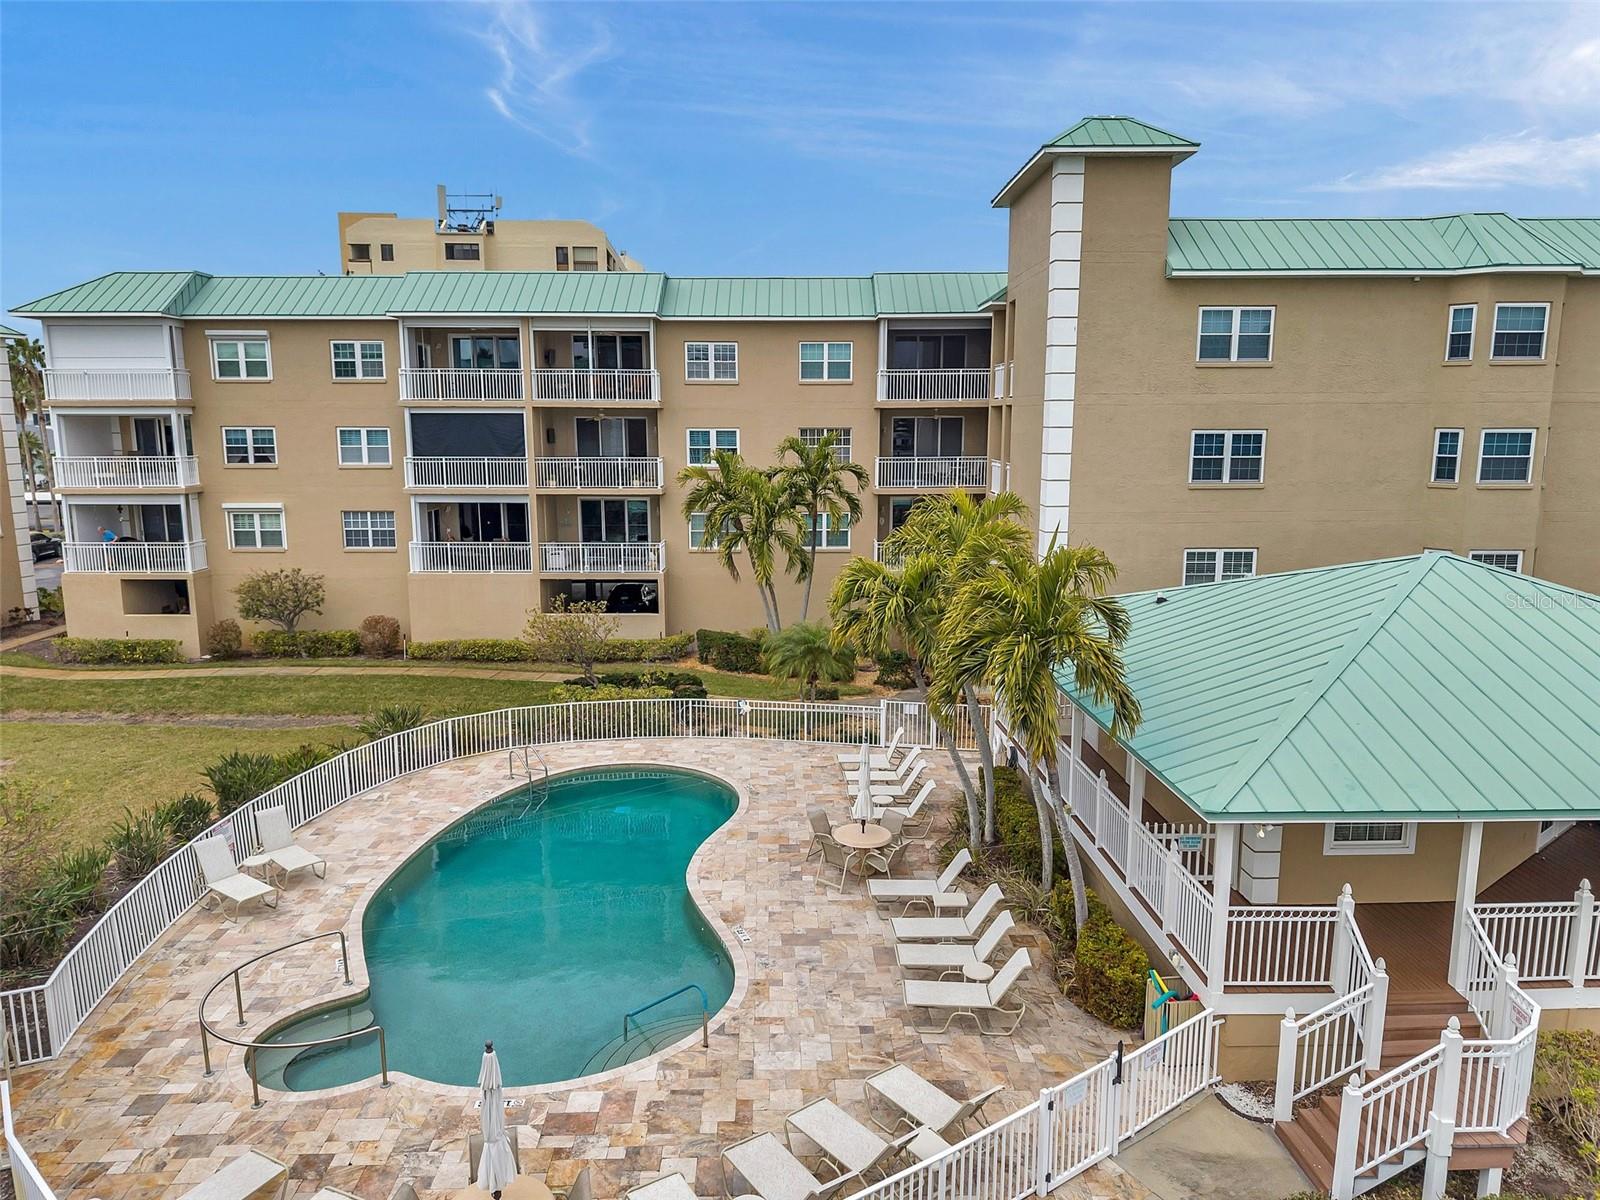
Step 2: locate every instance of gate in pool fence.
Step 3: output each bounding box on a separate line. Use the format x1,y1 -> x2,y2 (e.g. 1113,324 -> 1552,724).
0,697 -> 987,1067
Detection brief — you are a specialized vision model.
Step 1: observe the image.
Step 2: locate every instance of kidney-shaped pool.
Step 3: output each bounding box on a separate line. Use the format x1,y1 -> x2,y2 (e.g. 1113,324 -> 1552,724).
255,765 -> 738,1090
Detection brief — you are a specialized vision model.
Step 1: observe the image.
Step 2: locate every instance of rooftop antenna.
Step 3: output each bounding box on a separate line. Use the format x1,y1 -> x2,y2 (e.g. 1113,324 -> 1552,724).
437,185 -> 502,235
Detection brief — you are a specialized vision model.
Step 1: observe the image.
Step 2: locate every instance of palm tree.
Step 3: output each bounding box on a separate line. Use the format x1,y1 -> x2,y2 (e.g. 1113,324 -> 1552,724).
938,541 -> 1140,928
775,433 -> 868,621
677,451 -> 804,633
7,338 -> 55,531
762,621 -> 856,700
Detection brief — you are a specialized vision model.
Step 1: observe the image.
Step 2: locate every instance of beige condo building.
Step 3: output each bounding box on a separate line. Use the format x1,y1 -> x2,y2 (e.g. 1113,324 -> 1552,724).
13,117 -> 1599,655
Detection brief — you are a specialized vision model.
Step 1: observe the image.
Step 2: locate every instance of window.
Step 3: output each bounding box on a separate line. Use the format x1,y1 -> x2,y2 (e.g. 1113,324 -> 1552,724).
331,340 -> 386,380
337,427 -> 391,466
800,341 -> 853,382
688,512 -> 735,550
685,342 -> 738,381
451,335 -> 520,370
1196,307 -> 1274,363
222,426 -> 276,465
800,427 -> 852,463
555,246 -> 570,270
687,428 -> 739,465
1490,303 -> 1548,360
1445,305 -> 1476,361
342,510 -> 397,550
1189,430 -> 1264,483
1325,822 -> 1416,855
1477,429 -> 1535,483
1469,550 -> 1524,573
579,498 -> 650,543
1182,548 -> 1256,586
348,243 -> 371,263
211,338 -> 270,380
891,415 -> 963,458
444,242 -> 481,261
572,246 -> 599,271
380,243 -> 394,262
1431,429 -> 1463,483
805,512 -> 851,550
227,508 -> 284,550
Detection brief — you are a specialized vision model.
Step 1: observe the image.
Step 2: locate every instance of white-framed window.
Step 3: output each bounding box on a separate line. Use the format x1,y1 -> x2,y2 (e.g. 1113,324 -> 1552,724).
1196,307 -> 1274,363
1490,303 -> 1549,360
799,341 -> 853,382
1477,428 -> 1535,484
222,426 -> 277,465
1537,820 -> 1574,850
687,511 -> 736,550
1325,822 -> 1416,855
331,340 -> 386,380
342,510 -> 397,550
685,341 -> 738,381
805,512 -> 851,550
1431,428 -> 1463,484
226,507 -> 285,550
687,428 -> 739,465
210,337 -> 271,380
800,427 -> 852,463
572,245 -> 599,271
1445,305 -> 1476,362
1469,550 -> 1524,573
337,427 -> 391,466
1182,548 -> 1256,587
1189,430 -> 1265,483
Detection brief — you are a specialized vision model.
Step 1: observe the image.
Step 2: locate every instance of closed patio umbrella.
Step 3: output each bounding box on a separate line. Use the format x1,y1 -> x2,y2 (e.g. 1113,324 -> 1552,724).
477,1042 -> 518,1198
852,745 -> 874,832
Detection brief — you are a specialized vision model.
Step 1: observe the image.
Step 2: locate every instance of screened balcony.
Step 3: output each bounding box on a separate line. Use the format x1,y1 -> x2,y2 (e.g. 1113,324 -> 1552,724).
400,328 -> 524,401
404,412 -> 528,489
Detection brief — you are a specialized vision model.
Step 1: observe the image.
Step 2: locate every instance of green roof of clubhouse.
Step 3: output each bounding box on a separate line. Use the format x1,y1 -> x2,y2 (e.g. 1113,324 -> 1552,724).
1055,554 -> 1600,823
1047,116 -> 1199,151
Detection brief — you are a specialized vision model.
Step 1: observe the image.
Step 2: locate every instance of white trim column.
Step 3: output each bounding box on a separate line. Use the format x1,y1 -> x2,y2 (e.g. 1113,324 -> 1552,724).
1448,821 -> 1484,991
1038,155 -> 1083,556
1128,761 -> 1146,827
1208,822 -> 1239,988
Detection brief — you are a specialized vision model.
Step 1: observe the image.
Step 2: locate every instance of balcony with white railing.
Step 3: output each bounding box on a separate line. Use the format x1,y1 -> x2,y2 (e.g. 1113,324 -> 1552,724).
62,540 -> 207,573
540,542 -> 664,573
399,368 -> 524,402
53,456 -> 200,490
873,540 -> 902,566
988,459 -> 1011,494
408,541 -> 534,573
531,369 -> 660,404
992,362 -> 1007,399
535,457 -> 664,491
876,368 -> 992,403
874,456 -> 989,491
404,456 -> 529,489
43,368 -> 191,404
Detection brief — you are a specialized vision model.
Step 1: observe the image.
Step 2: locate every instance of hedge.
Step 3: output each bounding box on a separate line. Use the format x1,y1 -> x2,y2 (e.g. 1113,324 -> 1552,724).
56,637 -> 183,665
990,765 -> 1069,879
570,670 -> 709,699
407,632 -> 692,664
696,628 -> 764,673
253,629 -> 361,658
1073,913 -> 1150,1030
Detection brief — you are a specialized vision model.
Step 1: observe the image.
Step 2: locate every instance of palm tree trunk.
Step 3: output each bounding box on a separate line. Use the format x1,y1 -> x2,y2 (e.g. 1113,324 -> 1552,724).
910,665 -> 980,845
963,682 -> 998,846
798,502 -> 819,621
1019,765 -> 1054,890
29,390 -> 58,532
1047,758 -> 1089,931
765,583 -> 783,632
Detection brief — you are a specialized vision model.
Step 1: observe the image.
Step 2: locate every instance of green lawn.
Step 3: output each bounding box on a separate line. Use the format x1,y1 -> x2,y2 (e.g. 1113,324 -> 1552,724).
2,721 -> 362,852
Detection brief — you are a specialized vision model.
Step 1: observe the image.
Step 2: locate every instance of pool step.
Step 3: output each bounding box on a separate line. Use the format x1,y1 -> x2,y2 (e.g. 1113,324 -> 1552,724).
579,1013 -> 708,1077
250,999 -> 376,1092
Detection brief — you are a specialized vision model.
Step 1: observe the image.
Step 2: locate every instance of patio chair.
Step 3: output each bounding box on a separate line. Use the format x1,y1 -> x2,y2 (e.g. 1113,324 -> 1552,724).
866,760 -> 928,799
721,1131 -> 850,1200
815,835 -> 861,893
864,1064 -> 1006,1137
468,1130 -> 522,1183
806,806 -> 833,860
861,837 -> 906,879
871,781 -> 935,840
839,747 -> 924,783
194,836 -> 279,922
554,1166 -> 595,1200
895,911 -> 1016,976
238,806 -> 326,885
389,1184 -> 420,1200
835,727 -> 904,769
627,1173 -> 700,1200
902,947 -> 1032,1035
869,847 -> 971,913
891,882 -> 1004,941
784,1098 -> 917,1185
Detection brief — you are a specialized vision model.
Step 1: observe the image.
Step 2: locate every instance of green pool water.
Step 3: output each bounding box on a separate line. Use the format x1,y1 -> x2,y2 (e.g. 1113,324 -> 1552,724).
260,766 -> 737,1090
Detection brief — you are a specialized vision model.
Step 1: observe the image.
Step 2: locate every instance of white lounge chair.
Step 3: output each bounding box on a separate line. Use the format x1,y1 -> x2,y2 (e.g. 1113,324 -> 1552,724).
866,760 -> 928,799
835,727 -> 904,769
194,837 -> 278,922
871,781 -> 935,839
627,1174 -> 698,1200
839,747 -> 923,783
869,847 -> 971,913
721,1131 -> 850,1200
785,1098 -> 916,1185
896,911 -> 1015,975
891,882 -> 1004,941
239,806 -> 326,885
864,1064 -> 1005,1137
175,1150 -> 288,1200
902,947 -> 1032,1034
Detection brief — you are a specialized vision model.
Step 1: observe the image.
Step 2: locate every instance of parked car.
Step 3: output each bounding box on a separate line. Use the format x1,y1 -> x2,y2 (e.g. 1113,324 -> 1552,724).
30,531 -> 62,561
605,583 -> 659,614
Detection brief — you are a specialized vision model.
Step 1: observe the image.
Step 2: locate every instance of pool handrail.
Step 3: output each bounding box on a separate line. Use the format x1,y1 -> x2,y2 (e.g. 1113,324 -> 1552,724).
623,983 -> 710,1048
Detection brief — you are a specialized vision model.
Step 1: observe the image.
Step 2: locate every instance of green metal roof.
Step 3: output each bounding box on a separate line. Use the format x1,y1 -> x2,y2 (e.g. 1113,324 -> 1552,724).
1167,214 -> 1597,275
872,273 -> 1008,315
660,277 -> 875,318
388,271 -> 666,315
186,275 -> 404,317
1047,116 -> 1199,151
1056,554 -> 1600,823
0,323 -> 26,339
14,271 -> 210,316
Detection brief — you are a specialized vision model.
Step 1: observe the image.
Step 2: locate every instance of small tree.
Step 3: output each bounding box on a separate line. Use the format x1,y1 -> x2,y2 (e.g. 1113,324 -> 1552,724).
524,598 -> 620,685
234,568 -> 325,634
762,621 -> 856,701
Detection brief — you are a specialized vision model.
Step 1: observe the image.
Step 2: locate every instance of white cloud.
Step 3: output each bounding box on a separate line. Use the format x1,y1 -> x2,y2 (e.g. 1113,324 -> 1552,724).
1316,131 -> 1600,192
477,0 -> 613,157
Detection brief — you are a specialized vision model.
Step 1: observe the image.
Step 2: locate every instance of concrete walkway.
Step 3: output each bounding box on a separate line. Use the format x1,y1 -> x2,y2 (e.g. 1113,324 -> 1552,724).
0,661 -> 574,682
1096,1096 -> 1309,1200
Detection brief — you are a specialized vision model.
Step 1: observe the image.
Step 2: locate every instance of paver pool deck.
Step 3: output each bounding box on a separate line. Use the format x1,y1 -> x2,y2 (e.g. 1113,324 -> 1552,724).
9,738 -> 1135,1200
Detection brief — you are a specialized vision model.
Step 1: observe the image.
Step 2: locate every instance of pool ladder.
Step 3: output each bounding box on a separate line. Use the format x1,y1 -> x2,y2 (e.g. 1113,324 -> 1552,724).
507,744 -> 551,818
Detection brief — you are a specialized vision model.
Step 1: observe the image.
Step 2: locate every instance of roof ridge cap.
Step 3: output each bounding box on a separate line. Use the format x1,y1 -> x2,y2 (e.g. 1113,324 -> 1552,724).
1206,553 -> 1442,813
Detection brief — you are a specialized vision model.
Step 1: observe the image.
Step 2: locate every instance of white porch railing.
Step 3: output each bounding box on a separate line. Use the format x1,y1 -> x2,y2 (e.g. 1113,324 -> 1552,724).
992,363 -> 1007,400
1472,880 -> 1596,984
540,542 -> 664,573
52,455 -> 199,489
531,368 -> 660,402
535,457 -> 664,490
2,1081 -> 56,1200
988,459 -> 1011,494
43,368 -> 190,403
872,540 -> 902,566
1224,906 -> 1342,989
408,541 -> 533,572
62,539 -> 206,573
399,367 -> 523,402
876,368 -> 992,402
404,456 -> 529,489
874,456 -> 989,490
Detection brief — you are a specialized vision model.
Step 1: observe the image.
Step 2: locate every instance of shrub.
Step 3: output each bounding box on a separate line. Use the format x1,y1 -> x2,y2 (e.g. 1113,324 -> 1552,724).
672,682 -> 708,699
155,792 -> 216,844
36,586 -> 64,617
697,628 -> 765,673
235,567 -> 325,633
56,637 -> 183,665
874,649 -> 917,690
204,744 -> 336,816
1045,879 -> 1115,955
408,637 -> 531,662
608,633 -> 693,662
988,766 -> 1068,879
814,685 -> 840,701
1533,1029 -> 1600,1180
1073,912 -> 1150,1030
43,845 -> 111,918
359,615 -> 402,658
525,598 -> 621,685
358,704 -> 426,741
204,619 -> 243,659
546,683 -> 673,703
762,622 -> 856,700
107,807 -> 173,880
253,629 -> 361,658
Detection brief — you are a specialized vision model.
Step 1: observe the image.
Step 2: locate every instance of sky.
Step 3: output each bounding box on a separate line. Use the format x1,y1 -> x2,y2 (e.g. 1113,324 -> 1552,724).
4,0 -> 1599,330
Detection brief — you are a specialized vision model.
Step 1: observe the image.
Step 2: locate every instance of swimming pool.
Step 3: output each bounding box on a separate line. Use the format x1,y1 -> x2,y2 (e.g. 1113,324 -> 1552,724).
256,765 -> 738,1090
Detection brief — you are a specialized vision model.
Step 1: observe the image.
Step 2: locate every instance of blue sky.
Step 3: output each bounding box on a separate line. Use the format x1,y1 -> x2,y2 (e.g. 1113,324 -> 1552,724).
5,1 -> 1599,329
